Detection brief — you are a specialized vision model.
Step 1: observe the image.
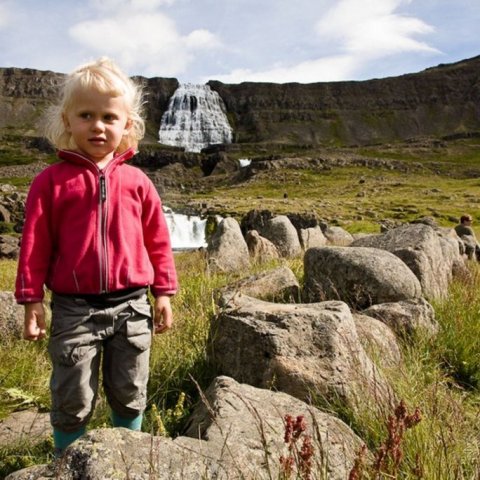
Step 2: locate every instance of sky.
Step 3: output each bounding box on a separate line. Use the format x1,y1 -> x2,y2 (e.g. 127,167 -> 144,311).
0,0 -> 478,84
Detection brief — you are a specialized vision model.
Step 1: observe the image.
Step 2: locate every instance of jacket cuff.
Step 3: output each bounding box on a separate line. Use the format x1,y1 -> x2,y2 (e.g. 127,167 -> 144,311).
150,288 -> 177,297
16,297 -> 44,305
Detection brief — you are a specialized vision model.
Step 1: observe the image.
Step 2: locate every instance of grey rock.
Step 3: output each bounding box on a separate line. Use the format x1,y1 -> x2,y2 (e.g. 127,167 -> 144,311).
257,215 -> 302,258
362,298 -> 438,338
303,246 -> 422,309
351,223 -> 461,299
217,266 -> 299,306
0,235 -> 20,259
353,314 -> 402,369
211,295 -> 394,413
207,217 -> 250,272
7,429 -> 222,480
0,409 -> 50,447
0,291 -> 25,341
7,377 -> 367,480
324,226 -> 354,246
299,226 -> 327,250
245,229 -> 280,262
184,376 -> 367,480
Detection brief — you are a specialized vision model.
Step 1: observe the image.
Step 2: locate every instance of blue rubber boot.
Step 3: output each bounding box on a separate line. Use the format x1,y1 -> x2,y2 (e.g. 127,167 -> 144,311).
111,411 -> 143,431
53,426 -> 86,457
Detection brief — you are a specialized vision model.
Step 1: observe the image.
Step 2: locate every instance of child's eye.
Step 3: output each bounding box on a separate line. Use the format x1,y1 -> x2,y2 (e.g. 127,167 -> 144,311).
104,114 -> 118,122
80,112 -> 92,119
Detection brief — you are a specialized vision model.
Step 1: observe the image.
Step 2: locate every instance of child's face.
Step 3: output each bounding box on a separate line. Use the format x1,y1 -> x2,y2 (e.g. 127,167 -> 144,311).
63,88 -> 132,165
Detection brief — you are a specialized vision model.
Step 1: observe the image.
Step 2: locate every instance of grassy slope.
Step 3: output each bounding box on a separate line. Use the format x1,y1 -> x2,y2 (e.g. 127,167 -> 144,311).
164,137 -> 480,235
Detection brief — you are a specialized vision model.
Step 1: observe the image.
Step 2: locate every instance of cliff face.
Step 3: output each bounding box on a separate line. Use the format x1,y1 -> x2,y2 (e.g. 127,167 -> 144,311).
0,68 -> 178,141
0,68 -> 63,134
133,76 -> 179,141
0,56 -> 479,147
208,56 -> 480,146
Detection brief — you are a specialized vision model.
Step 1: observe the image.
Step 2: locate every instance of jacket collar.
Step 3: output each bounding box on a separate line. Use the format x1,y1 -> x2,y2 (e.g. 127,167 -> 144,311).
56,148 -> 136,171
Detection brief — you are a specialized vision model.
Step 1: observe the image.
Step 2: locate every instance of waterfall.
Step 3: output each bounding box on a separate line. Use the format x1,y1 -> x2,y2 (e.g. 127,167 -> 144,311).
239,158 -> 252,168
164,207 -> 207,250
158,84 -> 233,153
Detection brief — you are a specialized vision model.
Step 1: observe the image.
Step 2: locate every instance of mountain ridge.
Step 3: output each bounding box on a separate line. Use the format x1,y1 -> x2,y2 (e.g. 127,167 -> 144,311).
0,55 -> 479,147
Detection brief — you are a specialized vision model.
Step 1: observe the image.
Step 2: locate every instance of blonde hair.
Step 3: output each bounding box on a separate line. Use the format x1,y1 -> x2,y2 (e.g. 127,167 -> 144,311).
44,57 -> 145,152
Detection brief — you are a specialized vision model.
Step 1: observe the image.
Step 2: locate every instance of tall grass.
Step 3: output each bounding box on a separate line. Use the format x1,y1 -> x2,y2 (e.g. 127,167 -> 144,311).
342,265 -> 480,479
0,256 -> 479,479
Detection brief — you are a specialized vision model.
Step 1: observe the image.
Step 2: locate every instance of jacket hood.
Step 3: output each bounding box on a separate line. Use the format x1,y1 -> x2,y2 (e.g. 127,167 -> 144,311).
57,148 -> 136,170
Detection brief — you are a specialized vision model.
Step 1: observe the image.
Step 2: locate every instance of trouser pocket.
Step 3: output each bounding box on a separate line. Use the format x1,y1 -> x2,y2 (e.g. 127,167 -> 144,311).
124,295 -> 153,351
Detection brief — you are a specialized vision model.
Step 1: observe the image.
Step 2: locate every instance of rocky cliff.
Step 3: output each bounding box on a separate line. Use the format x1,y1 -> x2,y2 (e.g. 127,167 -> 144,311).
208,56 -> 480,146
1,56 -> 479,147
0,68 -> 178,142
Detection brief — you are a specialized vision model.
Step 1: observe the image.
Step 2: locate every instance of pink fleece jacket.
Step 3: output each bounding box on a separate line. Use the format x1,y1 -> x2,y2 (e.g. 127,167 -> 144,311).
15,148 -> 178,303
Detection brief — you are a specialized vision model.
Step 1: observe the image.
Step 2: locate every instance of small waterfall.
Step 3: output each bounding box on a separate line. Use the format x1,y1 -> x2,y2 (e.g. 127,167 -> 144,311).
158,84 -> 233,153
164,207 -> 207,250
238,158 -> 252,168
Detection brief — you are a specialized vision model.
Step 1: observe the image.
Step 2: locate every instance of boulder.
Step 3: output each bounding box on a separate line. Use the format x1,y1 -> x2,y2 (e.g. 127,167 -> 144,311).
6,428 -> 220,480
362,298 -> 438,338
299,226 -> 327,250
207,217 -> 250,273
184,376 -> 366,480
0,204 -> 11,223
211,295 -> 394,412
353,314 -> 402,369
217,266 -> 300,306
351,224 -> 461,299
324,226 -> 354,246
7,377 -> 366,480
257,215 -> 302,257
303,246 -> 422,309
0,291 -> 25,341
245,229 -> 280,262
0,235 -> 20,259
0,410 -> 50,447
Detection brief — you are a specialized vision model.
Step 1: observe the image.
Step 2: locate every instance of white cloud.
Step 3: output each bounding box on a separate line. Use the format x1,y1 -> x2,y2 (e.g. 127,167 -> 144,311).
185,29 -> 221,50
69,0 -> 221,76
315,0 -> 438,58
210,55 -> 356,84
211,0 -> 439,83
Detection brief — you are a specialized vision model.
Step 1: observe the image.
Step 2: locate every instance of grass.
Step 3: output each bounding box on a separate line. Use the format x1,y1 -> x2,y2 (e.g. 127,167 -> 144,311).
339,266 -> 480,479
0,253 -> 479,478
185,164 -> 480,233
0,135 -> 480,477
159,137 -> 480,234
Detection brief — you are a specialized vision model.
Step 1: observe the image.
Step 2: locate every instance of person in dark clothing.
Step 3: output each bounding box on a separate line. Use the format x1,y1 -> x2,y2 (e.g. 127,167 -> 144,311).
455,214 -> 480,261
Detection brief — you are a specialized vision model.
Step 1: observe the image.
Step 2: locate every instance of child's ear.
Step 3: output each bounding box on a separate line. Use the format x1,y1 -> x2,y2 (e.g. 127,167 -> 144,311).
62,113 -> 71,132
124,119 -> 133,136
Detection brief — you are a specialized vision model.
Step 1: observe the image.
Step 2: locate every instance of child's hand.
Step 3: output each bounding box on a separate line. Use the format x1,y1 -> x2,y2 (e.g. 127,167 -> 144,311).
24,302 -> 47,341
153,295 -> 173,334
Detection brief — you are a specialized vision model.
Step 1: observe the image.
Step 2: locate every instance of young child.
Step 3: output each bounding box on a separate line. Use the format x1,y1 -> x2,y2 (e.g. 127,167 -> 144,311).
15,57 -> 177,455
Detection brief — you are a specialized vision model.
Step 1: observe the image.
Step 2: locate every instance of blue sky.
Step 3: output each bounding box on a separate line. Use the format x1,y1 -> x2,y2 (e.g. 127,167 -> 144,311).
0,0 -> 478,84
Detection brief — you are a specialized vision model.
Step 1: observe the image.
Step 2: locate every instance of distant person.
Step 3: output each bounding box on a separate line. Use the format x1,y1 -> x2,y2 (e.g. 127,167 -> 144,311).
455,214 -> 480,260
15,58 -> 178,456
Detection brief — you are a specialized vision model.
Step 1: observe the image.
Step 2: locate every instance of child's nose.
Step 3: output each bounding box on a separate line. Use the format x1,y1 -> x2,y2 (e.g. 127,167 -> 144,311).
91,119 -> 105,132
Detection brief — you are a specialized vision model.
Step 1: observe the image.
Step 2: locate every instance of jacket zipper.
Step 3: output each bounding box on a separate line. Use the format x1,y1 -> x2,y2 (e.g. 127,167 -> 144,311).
99,173 -> 108,293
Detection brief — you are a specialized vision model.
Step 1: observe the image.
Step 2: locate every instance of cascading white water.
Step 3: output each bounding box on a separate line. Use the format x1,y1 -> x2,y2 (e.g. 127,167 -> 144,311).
158,84 -> 233,153
238,158 -> 252,167
163,207 -> 207,250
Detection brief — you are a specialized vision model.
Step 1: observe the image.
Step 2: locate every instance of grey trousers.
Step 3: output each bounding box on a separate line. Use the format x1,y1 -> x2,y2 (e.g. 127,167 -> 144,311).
48,292 -> 153,432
